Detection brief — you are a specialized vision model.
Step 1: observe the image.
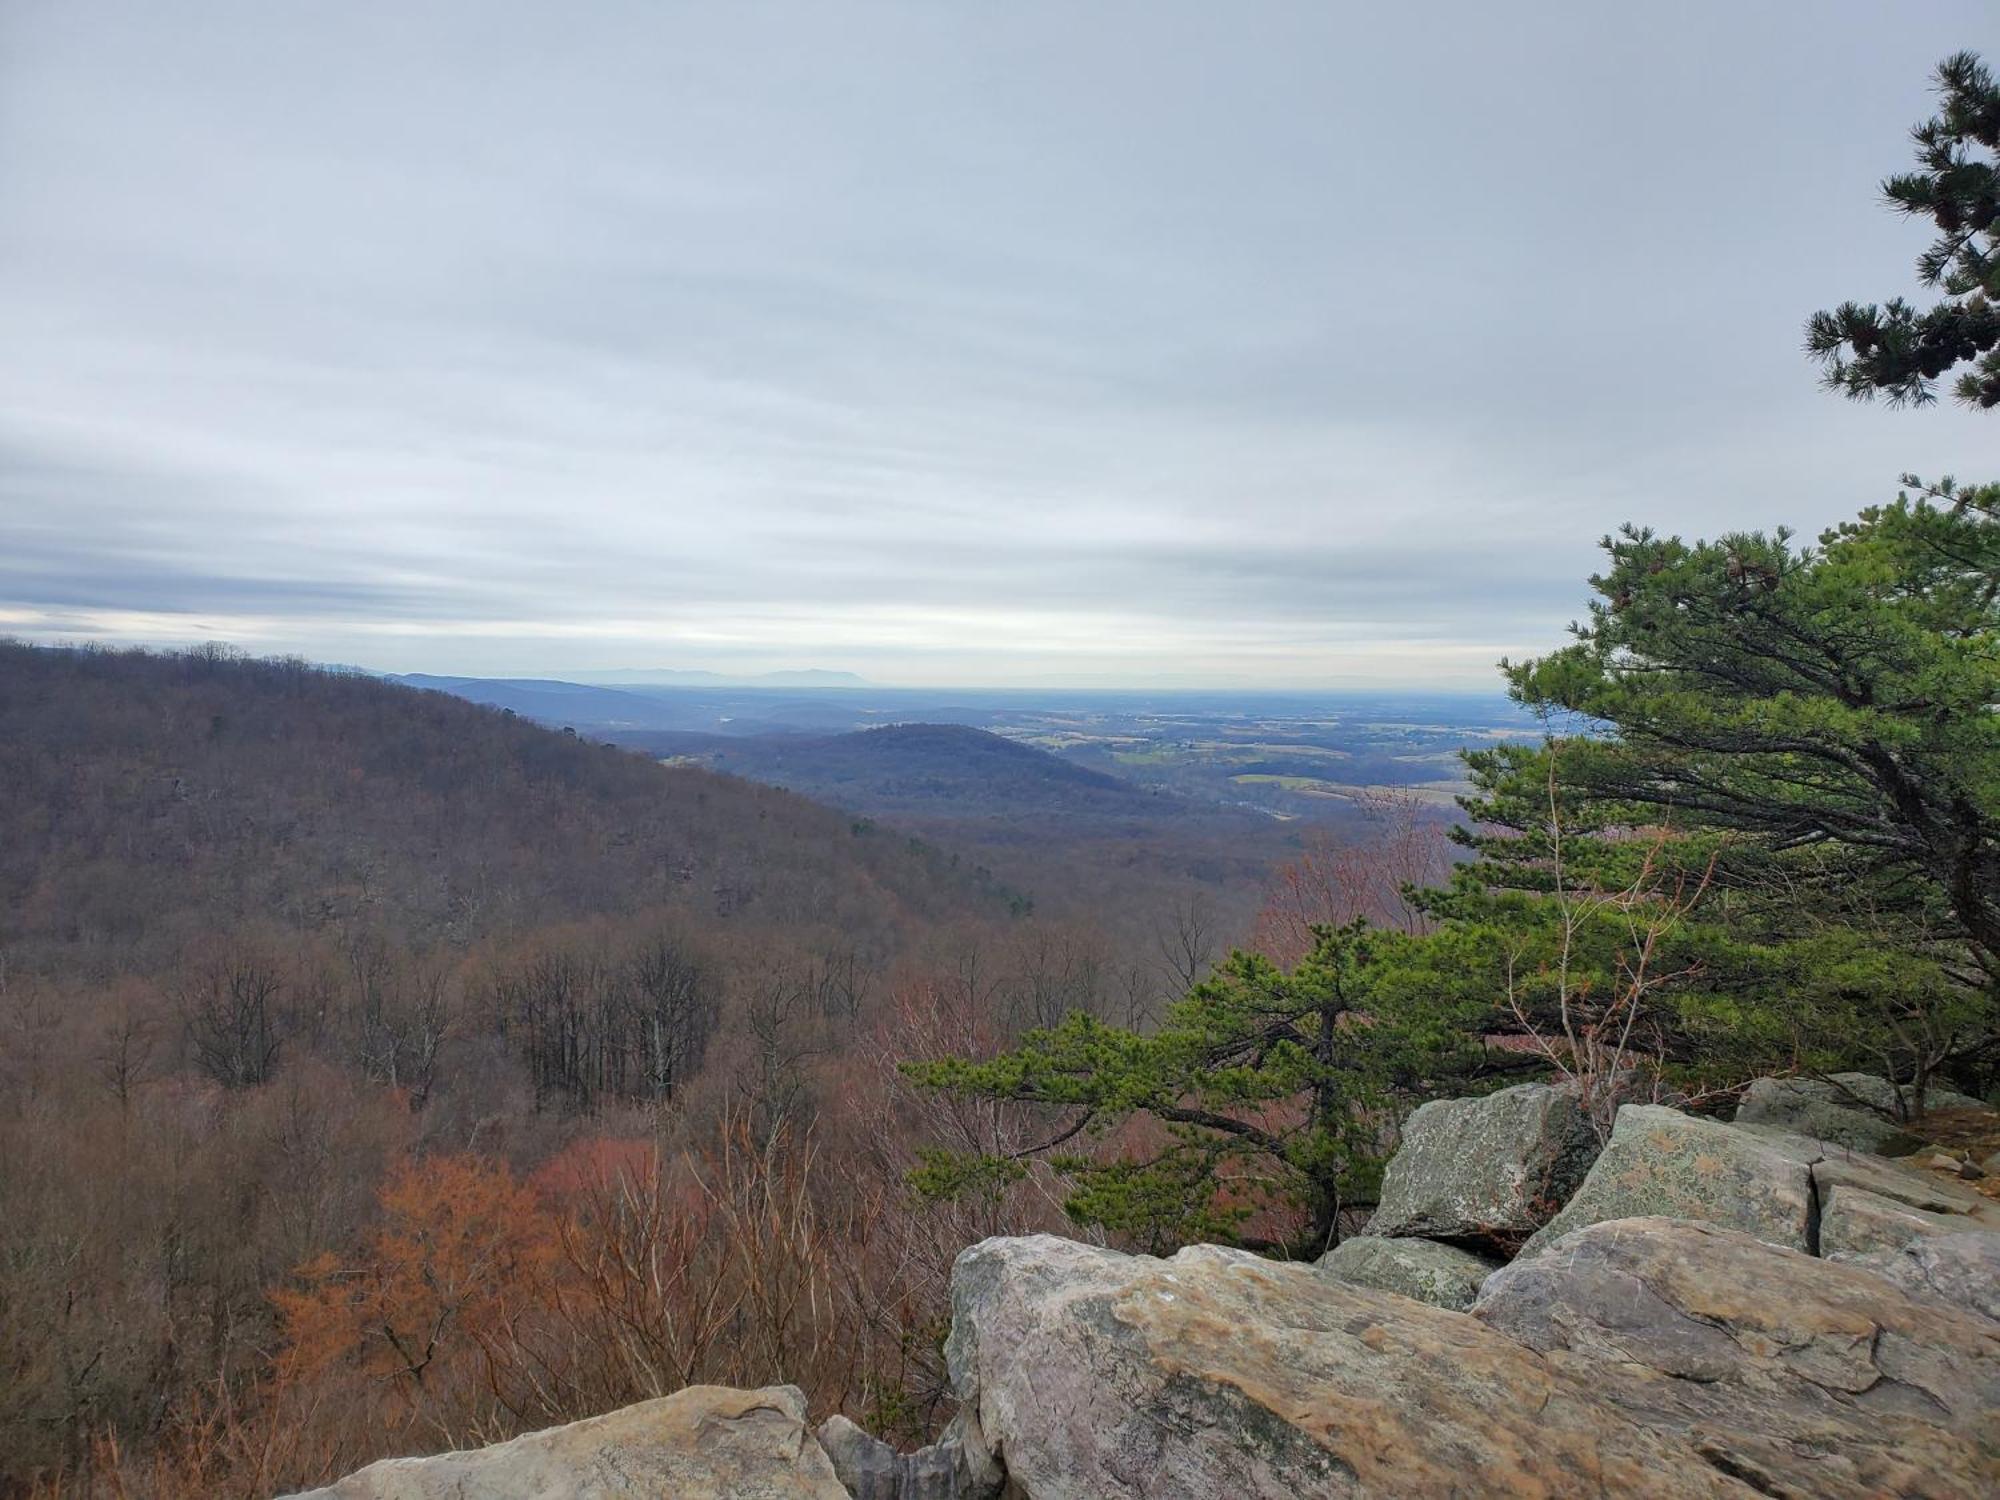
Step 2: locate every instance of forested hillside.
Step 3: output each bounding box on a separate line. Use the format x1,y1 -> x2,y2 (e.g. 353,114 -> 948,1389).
0,643 -> 991,973
1,644 -> 1187,1496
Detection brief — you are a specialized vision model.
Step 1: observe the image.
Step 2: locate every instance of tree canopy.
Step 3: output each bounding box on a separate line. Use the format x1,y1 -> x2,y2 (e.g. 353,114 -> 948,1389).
1807,52 -> 2000,408
900,48 -> 2000,1261
1488,476 -> 1999,971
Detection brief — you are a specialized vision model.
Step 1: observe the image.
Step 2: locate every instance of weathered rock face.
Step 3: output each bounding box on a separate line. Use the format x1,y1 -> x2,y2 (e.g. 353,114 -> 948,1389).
280,1385 -> 849,1500
1821,1183 -> 1998,1257
1811,1145 -> 1997,1214
1737,1072 -> 1985,1153
1840,1230 -> 2000,1322
1365,1082 -> 1599,1249
1476,1217 -> 2000,1499
1316,1233 -> 1500,1310
945,1233 -> 1761,1499
1516,1102 -> 2000,1262
1517,1105 -> 1822,1258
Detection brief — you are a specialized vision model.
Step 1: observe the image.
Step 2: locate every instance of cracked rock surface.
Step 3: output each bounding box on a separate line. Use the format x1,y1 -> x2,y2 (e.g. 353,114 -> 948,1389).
947,1217 -> 1999,1498
949,1233 -> 1758,1499
1837,1230 -> 2000,1322
1734,1074 -> 1978,1153
1476,1217 -> 2000,1500
1516,1103 -> 2000,1263
279,1097 -> 2000,1500
1516,1106 -> 1824,1258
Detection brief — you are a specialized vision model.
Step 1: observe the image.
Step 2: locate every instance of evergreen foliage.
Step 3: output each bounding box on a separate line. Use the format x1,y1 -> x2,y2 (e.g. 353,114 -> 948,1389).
1487,476 -> 1998,969
904,922 -> 1493,1257
1807,52 -> 2000,407
1470,475 -> 1998,1093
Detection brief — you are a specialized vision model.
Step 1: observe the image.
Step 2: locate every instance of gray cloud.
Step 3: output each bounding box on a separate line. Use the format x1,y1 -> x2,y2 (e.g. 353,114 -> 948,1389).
2,1 -> 1994,686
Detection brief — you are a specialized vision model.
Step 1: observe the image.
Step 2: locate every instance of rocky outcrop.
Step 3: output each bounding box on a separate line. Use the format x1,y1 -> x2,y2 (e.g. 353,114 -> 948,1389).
1811,1143 -> 1997,1214
1476,1217 -> 2000,1499
1517,1104 -> 1822,1258
1364,1081 -> 1599,1249
280,1385 -> 848,1500
944,1232 -> 1753,1499
1820,1183 -> 1999,1256
1736,1072 -> 1981,1153
285,1087 -> 2000,1500
944,1224 -> 2000,1498
1316,1232 -> 1500,1310
1513,1100 -> 2000,1262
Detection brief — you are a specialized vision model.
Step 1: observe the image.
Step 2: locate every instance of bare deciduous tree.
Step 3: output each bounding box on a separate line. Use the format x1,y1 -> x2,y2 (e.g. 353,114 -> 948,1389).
177,951 -> 285,1089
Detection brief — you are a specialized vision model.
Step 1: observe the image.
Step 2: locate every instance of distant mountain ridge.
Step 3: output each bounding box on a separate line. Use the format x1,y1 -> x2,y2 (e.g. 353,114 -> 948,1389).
616,722 -> 1166,820
391,673 -> 681,728
390,672 -> 878,731
580,667 -> 872,687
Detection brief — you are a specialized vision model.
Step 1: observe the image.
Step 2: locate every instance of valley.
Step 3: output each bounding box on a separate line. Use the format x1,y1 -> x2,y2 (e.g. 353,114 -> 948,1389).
394,677 -> 1535,950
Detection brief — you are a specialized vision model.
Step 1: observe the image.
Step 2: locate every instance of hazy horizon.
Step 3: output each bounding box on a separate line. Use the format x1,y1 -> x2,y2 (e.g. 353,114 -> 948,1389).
5,1 -> 1995,688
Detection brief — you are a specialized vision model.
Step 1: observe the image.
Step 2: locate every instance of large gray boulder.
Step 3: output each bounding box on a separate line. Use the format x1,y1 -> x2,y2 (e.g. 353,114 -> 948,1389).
1476,1217 -> 2000,1499
1316,1233 -> 1501,1310
1518,1102 -> 2000,1262
1517,1105 -> 1822,1258
1366,1082 -> 1599,1250
280,1385 -> 848,1500
945,1233 -> 1757,1498
1735,1072 -> 1980,1153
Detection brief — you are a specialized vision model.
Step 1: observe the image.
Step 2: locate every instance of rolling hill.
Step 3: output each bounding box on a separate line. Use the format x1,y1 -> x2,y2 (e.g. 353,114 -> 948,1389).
610,722 -> 1169,819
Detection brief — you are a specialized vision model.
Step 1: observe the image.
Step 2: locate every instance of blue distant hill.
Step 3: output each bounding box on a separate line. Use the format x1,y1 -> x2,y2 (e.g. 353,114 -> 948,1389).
620,722 -> 1167,819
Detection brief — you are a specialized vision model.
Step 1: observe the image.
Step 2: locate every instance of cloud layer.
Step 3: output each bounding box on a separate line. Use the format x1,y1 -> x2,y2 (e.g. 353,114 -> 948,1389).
3,1 -> 1994,686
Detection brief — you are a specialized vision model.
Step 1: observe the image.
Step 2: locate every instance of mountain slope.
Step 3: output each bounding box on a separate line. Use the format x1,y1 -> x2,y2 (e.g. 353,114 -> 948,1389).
0,644 -> 995,971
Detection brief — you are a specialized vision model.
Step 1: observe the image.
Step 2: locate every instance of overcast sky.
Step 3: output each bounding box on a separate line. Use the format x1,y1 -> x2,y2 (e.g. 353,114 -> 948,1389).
2,2 -> 1993,688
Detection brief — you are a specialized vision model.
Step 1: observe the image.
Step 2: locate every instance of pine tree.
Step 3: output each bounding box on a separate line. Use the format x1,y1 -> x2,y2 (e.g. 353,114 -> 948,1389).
902,923 -> 1495,1258
1467,477 -> 2000,1097
1807,52 -> 2000,408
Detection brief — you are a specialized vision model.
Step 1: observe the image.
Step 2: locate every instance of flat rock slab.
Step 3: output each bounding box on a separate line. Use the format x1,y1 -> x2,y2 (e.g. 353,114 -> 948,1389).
1736,1077 -> 1918,1153
1476,1217 -> 2000,1499
1316,1234 -> 1501,1311
1820,1183 -> 2000,1258
1366,1082 -> 1599,1249
1810,1147 -> 1998,1216
280,1385 -> 848,1500
1518,1105 -> 1823,1259
946,1233 -> 1755,1499
1838,1231 -> 2000,1322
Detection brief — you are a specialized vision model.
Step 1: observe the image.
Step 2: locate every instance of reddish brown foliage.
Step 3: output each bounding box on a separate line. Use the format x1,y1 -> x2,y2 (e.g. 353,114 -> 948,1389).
1251,789 -> 1455,964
